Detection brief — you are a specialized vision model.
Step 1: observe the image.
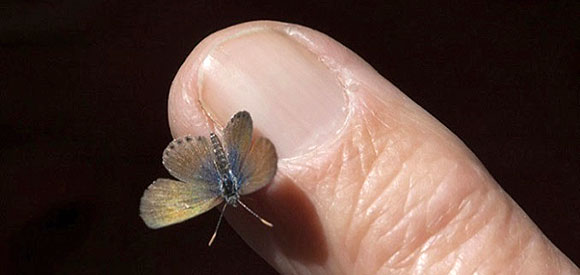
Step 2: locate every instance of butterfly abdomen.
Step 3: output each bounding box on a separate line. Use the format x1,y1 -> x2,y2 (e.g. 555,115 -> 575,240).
209,133 -> 230,173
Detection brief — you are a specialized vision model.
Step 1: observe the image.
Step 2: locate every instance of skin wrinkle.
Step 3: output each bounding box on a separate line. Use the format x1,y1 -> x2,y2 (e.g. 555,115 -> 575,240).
341,93 -> 412,261
414,184 -> 483,272
505,212 -> 538,274
356,140 -> 400,215
414,238 -> 435,274
457,198 -> 500,274
340,138 -> 361,183
347,148 -> 381,214
358,98 -> 383,158
333,143 -> 358,220
355,131 -> 411,214
372,223 -> 411,273
459,207 -> 498,274
449,254 -> 464,275
423,193 -> 459,244
342,108 -> 385,245
349,163 -> 392,267
296,90 -> 394,273
372,162 -> 484,273
372,200 -> 424,272
551,238 -> 571,274
381,196 -> 432,269
434,187 -> 486,253
427,222 -> 481,273
328,143 -> 346,198
363,113 -> 381,158
511,228 -> 535,273
363,90 -> 400,132
466,193 -> 513,274
411,245 -> 443,275
324,148 -> 346,212
302,145 -> 343,269
503,218 -> 529,273
547,237 -> 566,273
326,95 -> 412,274
424,163 -> 461,229
363,141 -> 418,217
323,152 -> 347,256
341,143 -> 362,263
495,195 -> 518,271
353,124 -> 370,176
402,164 -> 419,217
402,145 -> 441,215
350,158 -> 407,272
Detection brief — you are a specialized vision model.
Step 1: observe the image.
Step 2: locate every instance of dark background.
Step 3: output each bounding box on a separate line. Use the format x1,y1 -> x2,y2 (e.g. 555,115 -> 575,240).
1,1 -> 578,274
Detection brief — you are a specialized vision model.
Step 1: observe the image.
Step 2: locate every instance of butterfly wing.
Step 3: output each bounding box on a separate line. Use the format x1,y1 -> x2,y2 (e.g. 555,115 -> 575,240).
223,111 -> 253,176
162,135 -> 220,184
140,178 -> 223,229
239,137 -> 278,195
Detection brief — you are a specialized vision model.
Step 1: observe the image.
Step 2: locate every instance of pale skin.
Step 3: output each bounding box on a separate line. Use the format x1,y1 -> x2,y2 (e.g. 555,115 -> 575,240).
167,21 -> 578,274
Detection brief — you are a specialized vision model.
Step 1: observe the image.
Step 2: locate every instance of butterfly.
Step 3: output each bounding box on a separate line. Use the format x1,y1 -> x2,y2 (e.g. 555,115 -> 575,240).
139,111 -> 278,245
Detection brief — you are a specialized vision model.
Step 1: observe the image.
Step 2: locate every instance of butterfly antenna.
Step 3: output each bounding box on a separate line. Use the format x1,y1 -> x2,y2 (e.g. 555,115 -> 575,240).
237,200 -> 273,227
208,203 -> 228,246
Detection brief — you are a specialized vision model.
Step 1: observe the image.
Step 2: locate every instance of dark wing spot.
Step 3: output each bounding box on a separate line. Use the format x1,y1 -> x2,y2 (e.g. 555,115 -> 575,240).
185,136 -> 193,142
169,144 -> 175,149
233,111 -> 248,120
176,139 -> 183,144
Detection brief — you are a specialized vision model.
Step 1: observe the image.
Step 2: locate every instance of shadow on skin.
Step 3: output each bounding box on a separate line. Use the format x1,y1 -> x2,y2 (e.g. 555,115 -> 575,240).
269,177 -> 328,264
239,175 -> 328,265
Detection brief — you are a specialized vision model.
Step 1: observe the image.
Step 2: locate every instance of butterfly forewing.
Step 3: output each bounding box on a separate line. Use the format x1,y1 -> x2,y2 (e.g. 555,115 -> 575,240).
140,178 -> 223,229
240,137 -> 278,195
162,136 -> 220,184
223,111 -> 253,175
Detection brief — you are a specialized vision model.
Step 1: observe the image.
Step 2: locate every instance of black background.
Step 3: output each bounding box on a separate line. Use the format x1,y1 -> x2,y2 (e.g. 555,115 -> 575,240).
1,1 -> 578,274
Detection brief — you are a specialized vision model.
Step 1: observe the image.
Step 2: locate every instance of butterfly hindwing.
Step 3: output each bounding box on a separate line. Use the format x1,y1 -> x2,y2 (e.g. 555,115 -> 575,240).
239,137 -> 278,195
162,135 -> 220,184
140,178 -> 223,229
223,111 -> 253,176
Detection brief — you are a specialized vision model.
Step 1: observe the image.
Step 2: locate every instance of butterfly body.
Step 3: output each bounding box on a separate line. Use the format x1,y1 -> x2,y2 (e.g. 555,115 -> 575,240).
209,132 -> 240,206
140,111 -> 277,244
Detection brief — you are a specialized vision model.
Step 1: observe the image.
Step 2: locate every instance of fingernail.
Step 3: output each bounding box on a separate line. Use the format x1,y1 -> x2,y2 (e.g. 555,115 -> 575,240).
198,29 -> 347,158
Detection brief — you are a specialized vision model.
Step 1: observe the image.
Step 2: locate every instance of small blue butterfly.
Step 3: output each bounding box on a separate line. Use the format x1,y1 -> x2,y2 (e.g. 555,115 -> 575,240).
140,111 -> 277,245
